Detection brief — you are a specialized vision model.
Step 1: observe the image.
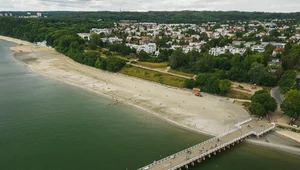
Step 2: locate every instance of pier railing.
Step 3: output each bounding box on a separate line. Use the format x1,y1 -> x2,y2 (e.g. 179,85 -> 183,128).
137,119 -> 275,170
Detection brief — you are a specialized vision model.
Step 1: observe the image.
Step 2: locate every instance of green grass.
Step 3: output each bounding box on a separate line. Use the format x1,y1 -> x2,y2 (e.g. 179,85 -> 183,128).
136,61 -> 169,68
168,69 -> 195,77
120,65 -> 186,87
225,90 -> 252,100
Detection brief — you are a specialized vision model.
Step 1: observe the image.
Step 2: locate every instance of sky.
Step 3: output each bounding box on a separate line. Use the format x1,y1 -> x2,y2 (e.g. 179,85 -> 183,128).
0,0 -> 300,12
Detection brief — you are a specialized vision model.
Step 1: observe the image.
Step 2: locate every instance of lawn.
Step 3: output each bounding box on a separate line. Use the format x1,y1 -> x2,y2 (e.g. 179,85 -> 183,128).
120,65 -> 186,87
225,89 -> 252,100
136,61 -> 169,69
168,69 -> 195,77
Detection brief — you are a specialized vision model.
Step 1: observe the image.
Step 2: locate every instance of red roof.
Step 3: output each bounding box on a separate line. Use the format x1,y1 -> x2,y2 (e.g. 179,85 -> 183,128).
184,37 -> 192,41
273,48 -> 282,52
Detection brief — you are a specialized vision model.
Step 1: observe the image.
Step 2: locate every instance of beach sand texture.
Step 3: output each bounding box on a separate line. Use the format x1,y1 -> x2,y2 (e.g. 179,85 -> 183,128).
0,35 -> 251,136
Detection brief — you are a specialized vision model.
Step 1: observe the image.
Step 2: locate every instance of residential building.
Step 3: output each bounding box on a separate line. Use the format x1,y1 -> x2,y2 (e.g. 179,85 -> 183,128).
77,33 -> 91,41
251,45 -> 265,52
90,28 -> 111,35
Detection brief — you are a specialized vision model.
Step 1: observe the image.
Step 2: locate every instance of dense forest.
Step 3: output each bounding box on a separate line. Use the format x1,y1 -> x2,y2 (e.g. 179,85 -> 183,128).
4,11 -> 300,23
0,17 -> 126,72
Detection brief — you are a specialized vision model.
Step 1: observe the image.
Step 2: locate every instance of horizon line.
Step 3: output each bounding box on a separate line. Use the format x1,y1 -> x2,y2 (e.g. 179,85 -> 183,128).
1,10 -> 300,14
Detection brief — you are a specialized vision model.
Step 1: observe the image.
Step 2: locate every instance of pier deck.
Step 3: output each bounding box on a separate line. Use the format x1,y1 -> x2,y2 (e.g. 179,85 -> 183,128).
138,118 -> 275,170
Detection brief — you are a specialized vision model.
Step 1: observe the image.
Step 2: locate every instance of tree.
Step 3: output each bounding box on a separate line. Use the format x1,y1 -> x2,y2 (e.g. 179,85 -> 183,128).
137,51 -> 151,61
235,31 -> 243,38
169,48 -> 187,69
248,62 -> 266,84
281,90 -> 300,117
278,70 -> 297,94
184,79 -> 196,89
250,90 -> 277,116
106,57 -> 126,72
218,79 -> 232,95
249,102 -> 265,116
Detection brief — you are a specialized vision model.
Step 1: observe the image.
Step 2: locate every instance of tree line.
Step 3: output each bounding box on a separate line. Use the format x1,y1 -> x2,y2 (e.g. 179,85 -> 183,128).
0,17 -> 125,72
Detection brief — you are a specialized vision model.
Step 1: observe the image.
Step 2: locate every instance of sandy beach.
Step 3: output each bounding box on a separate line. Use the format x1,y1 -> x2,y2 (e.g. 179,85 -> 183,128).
1,35 -> 299,155
0,35 -> 251,136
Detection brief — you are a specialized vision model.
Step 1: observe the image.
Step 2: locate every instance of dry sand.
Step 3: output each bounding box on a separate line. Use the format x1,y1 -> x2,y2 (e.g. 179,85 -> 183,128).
1,35 -> 299,155
0,35 -> 250,136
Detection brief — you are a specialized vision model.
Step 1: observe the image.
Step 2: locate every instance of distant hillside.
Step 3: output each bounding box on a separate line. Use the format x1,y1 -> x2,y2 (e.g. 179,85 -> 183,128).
2,11 -> 300,23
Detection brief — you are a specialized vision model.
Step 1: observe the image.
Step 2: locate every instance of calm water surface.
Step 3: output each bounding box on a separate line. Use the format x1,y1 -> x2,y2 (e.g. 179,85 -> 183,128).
0,40 -> 299,170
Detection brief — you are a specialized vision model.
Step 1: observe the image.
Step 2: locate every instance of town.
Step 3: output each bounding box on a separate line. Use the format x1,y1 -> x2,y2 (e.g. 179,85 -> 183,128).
78,19 -> 299,63
1,8 -> 300,170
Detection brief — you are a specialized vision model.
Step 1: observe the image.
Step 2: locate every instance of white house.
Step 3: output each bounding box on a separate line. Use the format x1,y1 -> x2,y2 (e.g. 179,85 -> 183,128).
251,45 -> 265,52
90,28 -> 111,35
126,43 -> 156,54
101,36 -> 123,44
77,33 -> 91,41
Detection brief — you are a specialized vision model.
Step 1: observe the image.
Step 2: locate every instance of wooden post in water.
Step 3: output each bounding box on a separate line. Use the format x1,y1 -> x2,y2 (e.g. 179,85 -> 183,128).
191,162 -> 194,166
185,165 -> 189,169
213,152 -> 217,156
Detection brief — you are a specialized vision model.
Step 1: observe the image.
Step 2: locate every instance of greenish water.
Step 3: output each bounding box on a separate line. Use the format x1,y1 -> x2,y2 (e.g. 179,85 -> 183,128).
0,40 -> 299,170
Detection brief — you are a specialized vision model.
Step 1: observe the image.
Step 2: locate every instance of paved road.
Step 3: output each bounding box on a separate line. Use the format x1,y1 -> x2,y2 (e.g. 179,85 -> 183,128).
270,86 -> 285,105
138,119 -> 275,170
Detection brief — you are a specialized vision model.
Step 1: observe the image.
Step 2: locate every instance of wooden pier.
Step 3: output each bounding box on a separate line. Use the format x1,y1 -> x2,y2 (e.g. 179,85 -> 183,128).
138,118 -> 275,170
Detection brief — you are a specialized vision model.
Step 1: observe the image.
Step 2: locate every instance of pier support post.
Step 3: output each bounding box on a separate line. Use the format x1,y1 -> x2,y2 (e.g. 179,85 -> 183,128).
185,165 -> 189,169
223,147 -> 226,151
257,135 -> 260,139
227,145 -> 230,149
218,149 -> 221,153
208,154 -> 211,158
191,162 -> 194,166
213,152 -> 217,156
232,143 -> 235,146
197,159 -> 202,163
203,157 -> 206,161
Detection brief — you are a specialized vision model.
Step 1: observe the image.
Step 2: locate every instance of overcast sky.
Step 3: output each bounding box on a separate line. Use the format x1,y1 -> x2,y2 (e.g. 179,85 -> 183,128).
0,0 -> 300,12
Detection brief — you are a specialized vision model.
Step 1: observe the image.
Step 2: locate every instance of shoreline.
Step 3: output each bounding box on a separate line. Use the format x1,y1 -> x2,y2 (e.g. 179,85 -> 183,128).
1,35 -> 299,155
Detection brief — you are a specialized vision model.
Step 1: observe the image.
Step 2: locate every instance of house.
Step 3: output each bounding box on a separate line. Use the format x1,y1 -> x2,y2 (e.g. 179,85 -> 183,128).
209,47 -> 226,56
37,13 -> 42,17
268,59 -> 282,66
77,33 -> 91,41
184,37 -> 193,42
101,37 -> 123,44
272,48 -> 282,57
90,28 -> 111,35
267,59 -> 282,73
127,43 -> 157,54
251,45 -> 265,53
244,42 -> 256,48
232,41 -> 245,47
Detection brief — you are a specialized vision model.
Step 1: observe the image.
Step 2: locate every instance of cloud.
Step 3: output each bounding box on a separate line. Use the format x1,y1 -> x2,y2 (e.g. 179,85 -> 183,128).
0,0 -> 299,12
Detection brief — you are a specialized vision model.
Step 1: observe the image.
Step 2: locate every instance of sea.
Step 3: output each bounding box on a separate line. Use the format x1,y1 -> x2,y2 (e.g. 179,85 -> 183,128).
0,40 -> 299,170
